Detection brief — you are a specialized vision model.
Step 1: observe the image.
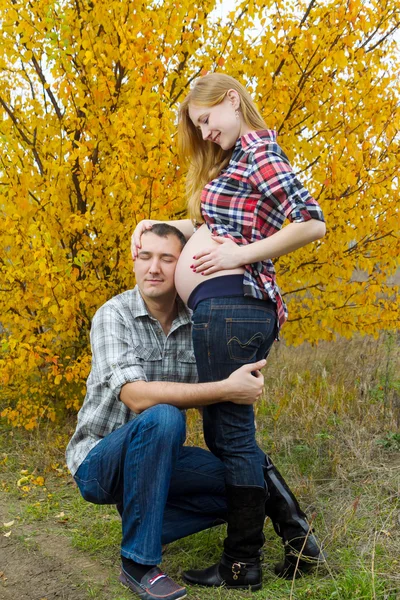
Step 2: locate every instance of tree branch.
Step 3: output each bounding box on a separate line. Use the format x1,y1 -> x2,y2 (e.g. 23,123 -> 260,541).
30,54 -> 64,121
273,0 -> 317,80
0,95 -> 44,175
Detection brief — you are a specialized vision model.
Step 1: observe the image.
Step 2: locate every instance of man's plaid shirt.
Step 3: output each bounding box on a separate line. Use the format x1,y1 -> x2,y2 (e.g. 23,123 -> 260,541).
66,287 -> 196,475
201,129 -> 325,328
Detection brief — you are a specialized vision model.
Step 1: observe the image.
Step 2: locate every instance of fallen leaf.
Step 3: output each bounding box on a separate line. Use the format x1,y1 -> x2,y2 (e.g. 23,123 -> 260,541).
3,531 -> 11,537
380,529 -> 391,537
17,476 -> 30,487
3,520 -> 14,527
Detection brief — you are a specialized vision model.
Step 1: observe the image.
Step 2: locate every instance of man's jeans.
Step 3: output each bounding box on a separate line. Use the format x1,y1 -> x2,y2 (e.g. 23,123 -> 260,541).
74,404 -> 227,565
191,296 -> 277,488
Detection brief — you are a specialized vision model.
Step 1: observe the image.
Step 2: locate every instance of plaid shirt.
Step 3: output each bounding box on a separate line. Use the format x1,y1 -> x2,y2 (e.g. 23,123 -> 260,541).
201,129 -> 325,328
66,286 -> 196,475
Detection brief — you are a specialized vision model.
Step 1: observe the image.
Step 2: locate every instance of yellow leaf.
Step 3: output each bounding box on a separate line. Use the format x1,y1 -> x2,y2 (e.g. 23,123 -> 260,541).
3,521 -> 14,527
17,476 -> 30,487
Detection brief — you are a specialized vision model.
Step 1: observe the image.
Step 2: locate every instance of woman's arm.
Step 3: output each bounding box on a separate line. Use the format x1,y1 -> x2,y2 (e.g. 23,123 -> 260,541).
131,218 -> 194,258
191,219 -> 326,275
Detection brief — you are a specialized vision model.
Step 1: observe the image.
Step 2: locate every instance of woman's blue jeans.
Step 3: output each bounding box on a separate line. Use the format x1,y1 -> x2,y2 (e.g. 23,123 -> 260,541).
191,296 -> 277,488
74,404 -> 228,565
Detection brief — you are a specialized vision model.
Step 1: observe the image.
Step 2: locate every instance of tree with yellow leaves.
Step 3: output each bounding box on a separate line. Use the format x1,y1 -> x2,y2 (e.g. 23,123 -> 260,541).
0,0 -> 399,428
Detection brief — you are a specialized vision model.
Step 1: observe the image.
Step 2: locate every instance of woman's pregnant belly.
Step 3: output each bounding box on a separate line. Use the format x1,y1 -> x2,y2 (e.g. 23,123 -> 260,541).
174,224 -> 245,305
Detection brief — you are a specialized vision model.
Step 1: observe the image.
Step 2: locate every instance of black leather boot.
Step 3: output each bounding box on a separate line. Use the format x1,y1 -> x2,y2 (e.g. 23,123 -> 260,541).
263,456 -> 326,578
183,485 -> 266,591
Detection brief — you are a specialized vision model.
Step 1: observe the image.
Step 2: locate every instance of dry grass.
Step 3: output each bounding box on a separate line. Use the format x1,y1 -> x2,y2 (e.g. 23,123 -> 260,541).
1,332 -> 399,599
187,332 -> 399,470
182,333 -> 400,598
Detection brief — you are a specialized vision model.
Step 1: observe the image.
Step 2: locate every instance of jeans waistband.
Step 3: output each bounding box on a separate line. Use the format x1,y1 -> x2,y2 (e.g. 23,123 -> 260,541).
187,275 -> 244,310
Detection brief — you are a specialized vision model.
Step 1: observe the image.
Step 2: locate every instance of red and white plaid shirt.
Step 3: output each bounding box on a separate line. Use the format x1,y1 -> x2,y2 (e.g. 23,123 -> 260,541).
201,129 -> 325,329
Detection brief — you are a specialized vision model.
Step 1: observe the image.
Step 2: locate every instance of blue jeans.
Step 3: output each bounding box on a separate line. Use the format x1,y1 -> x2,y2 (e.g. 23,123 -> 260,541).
74,404 -> 227,565
191,296 -> 277,488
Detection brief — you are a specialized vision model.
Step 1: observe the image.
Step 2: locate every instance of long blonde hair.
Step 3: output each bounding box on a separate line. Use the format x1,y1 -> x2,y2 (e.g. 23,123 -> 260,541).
178,73 -> 267,222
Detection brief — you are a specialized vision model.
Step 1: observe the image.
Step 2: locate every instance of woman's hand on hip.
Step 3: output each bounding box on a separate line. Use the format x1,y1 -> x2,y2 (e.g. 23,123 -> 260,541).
192,236 -> 244,275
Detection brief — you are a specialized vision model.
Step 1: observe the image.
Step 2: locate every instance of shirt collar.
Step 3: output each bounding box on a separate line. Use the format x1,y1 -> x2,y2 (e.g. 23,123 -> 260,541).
236,129 -> 277,151
130,285 -> 192,327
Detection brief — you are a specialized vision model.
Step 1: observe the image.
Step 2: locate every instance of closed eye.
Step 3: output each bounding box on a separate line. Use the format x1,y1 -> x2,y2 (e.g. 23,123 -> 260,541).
196,118 -> 208,131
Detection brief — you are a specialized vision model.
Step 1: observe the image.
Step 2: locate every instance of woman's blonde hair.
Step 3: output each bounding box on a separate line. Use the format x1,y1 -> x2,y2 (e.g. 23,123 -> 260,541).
178,73 -> 267,222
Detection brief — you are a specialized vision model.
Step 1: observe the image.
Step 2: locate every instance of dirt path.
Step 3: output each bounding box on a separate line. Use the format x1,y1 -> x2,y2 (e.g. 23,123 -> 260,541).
0,496 -> 113,600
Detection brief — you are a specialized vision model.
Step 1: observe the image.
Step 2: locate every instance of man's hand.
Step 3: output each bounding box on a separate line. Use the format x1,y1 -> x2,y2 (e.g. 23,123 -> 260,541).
121,359 -> 267,414
223,360 -> 266,405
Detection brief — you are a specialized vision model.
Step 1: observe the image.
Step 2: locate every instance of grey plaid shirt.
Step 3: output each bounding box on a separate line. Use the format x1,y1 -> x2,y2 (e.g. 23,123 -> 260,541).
66,286 -> 197,475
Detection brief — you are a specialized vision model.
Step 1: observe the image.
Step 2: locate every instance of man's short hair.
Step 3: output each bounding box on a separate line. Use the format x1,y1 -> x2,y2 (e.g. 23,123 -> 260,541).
143,223 -> 187,250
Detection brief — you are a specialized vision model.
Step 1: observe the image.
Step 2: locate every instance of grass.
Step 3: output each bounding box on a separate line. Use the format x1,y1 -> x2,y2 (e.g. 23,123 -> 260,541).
1,333 -> 399,599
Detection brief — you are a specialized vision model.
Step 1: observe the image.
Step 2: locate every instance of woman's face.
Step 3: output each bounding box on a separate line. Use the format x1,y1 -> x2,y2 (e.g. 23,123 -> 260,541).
188,95 -> 242,150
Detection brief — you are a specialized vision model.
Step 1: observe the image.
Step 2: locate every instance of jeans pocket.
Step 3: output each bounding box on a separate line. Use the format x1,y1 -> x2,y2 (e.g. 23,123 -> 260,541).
74,451 -> 116,505
191,301 -> 211,330
226,317 -> 272,362
74,474 -> 115,504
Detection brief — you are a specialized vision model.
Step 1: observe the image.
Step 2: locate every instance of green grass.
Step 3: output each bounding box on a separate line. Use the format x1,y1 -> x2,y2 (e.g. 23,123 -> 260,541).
1,333 -> 399,599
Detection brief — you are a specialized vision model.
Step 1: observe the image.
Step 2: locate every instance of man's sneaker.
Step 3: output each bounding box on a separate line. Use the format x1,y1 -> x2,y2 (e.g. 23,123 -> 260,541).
119,565 -> 187,600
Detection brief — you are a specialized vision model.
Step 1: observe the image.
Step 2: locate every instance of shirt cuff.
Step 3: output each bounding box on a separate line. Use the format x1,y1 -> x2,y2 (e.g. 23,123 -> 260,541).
106,364 -> 147,400
289,206 -> 325,223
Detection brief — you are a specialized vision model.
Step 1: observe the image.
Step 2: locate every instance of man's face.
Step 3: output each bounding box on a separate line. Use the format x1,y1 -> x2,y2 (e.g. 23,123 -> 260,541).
134,232 -> 182,302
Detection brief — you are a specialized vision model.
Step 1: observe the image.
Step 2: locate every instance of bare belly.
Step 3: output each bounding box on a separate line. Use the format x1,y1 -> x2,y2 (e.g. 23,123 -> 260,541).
174,224 -> 245,305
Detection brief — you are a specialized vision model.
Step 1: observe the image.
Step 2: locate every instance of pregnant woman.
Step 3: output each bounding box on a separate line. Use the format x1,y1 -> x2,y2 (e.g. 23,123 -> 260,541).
133,73 -> 326,590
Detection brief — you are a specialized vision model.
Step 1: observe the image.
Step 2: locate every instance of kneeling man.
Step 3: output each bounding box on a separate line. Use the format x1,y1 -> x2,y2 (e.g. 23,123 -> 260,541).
66,224 -> 266,600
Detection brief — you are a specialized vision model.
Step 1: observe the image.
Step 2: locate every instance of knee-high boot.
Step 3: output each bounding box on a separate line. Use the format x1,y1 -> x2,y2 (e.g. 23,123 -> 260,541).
183,485 -> 266,591
263,455 -> 326,578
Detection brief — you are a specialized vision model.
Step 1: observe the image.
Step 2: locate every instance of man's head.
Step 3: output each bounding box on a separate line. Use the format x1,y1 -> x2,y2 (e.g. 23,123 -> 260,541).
142,223 -> 187,249
133,224 -> 186,303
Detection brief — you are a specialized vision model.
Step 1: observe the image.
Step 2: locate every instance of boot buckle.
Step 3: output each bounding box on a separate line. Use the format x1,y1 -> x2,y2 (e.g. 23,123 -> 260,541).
232,562 -> 243,580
